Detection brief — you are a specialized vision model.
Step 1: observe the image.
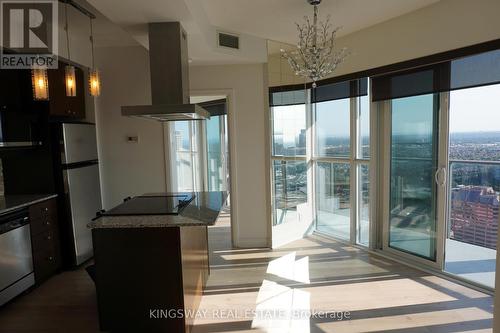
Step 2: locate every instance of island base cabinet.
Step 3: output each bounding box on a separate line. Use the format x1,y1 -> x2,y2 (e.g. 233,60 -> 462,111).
92,226 -> 209,333
180,226 -> 210,331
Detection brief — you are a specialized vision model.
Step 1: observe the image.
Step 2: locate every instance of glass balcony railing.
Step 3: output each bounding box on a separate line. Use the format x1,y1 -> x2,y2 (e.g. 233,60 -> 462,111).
445,159 -> 499,288
272,160 -> 308,226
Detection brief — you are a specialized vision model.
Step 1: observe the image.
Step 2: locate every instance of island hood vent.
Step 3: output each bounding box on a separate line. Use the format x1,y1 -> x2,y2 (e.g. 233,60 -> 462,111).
121,22 -> 210,121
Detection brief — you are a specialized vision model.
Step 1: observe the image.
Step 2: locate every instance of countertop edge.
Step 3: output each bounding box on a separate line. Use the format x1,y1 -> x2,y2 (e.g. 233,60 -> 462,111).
88,192 -> 227,229
0,194 -> 58,215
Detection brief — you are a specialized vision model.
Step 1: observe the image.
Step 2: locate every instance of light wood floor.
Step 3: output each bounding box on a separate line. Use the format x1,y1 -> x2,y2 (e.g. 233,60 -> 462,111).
0,209 -> 494,332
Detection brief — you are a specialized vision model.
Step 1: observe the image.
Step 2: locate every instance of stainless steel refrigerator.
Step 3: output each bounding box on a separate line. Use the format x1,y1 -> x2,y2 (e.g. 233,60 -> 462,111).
55,122 -> 102,266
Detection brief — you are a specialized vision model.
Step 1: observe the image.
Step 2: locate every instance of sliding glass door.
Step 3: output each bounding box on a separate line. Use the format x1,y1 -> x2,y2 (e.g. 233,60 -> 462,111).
378,49 -> 500,288
388,94 -> 440,260
444,83 -> 500,288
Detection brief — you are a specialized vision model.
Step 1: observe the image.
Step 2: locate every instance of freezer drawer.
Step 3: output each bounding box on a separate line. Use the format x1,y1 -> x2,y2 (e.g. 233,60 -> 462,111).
64,163 -> 102,265
62,123 -> 98,164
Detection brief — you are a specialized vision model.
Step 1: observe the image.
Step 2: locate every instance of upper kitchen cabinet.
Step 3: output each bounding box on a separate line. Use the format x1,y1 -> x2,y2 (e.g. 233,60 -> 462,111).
48,62 -> 86,119
0,68 -> 36,110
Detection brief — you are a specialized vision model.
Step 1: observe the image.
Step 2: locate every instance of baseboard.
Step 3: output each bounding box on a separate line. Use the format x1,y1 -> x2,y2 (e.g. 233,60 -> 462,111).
233,237 -> 270,248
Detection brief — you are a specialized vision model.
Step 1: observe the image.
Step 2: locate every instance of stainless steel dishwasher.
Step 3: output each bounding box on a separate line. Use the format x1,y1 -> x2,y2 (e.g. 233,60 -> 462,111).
0,208 -> 34,306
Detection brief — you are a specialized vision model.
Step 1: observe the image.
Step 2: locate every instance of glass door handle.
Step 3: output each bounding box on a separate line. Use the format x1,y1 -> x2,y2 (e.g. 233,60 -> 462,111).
435,167 -> 447,186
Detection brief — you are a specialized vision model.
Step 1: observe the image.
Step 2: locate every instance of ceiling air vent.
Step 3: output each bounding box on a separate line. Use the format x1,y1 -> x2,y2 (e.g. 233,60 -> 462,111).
218,32 -> 239,50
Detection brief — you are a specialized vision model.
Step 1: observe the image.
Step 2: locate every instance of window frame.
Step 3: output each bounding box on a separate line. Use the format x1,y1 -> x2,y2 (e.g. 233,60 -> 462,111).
270,99 -> 309,226
312,94 -> 371,245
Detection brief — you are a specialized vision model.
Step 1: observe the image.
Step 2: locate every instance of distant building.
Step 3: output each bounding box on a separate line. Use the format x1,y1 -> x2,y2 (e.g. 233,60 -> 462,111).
450,185 -> 499,249
174,131 -> 183,151
298,129 -> 306,147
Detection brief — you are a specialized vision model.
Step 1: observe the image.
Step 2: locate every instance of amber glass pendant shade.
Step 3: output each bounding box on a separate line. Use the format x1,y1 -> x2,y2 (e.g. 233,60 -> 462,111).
31,68 -> 49,100
89,68 -> 101,96
65,65 -> 77,97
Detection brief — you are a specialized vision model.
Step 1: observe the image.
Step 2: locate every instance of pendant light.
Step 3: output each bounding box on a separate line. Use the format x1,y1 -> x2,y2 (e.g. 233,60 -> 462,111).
88,17 -> 101,96
31,66 -> 49,100
64,2 -> 77,97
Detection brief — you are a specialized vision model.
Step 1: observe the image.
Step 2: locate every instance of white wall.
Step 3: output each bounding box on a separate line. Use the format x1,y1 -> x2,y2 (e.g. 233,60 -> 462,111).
190,64 -> 271,248
333,0 -> 500,77
268,0 -> 500,86
94,45 -> 166,209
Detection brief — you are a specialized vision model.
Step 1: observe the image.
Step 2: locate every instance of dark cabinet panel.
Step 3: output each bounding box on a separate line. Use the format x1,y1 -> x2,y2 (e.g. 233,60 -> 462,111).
30,198 -> 61,284
47,65 -> 66,117
32,246 -> 60,282
29,197 -> 57,221
0,62 -> 86,121
0,69 -> 22,108
0,68 -> 47,145
31,229 -> 57,253
30,214 -> 57,236
47,62 -> 86,119
0,68 -> 49,110
69,67 -> 86,118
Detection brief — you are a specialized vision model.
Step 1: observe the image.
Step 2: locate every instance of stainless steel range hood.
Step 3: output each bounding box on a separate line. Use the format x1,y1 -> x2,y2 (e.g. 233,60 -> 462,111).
121,22 -> 210,121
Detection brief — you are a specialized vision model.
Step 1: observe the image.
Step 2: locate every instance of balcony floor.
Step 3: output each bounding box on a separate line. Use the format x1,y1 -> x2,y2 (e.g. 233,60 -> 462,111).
445,238 -> 496,288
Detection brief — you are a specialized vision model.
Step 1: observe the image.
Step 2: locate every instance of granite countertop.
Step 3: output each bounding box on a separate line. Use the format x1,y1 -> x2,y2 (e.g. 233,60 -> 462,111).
88,191 -> 227,229
0,194 -> 58,215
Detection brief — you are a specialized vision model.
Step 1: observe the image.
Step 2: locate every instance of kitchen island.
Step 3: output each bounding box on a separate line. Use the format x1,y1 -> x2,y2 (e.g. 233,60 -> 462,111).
88,192 -> 227,333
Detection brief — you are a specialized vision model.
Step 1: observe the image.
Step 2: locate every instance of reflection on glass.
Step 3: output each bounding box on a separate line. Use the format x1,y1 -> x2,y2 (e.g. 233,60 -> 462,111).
357,164 -> 370,246
272,105 -> 306,156
174,121 -> 191,151
174,151 -> 193,191
273,161 -> 308,225
315,99 -> 350,157
206,115 -> 224,191
444,84 -> 500,288
316,162 -> 351,240
358,95 -> 370,158
173,121 -> 194,191
389,94 -> 438,260
171,121 -> 201,192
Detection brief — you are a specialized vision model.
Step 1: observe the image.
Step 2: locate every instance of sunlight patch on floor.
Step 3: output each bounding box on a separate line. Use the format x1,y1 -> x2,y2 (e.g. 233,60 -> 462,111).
221,247 -> 335,261
307,277 -> 457,312
252,280 -> 311,333
266,252 -> 310,284
316,307 -> 492,333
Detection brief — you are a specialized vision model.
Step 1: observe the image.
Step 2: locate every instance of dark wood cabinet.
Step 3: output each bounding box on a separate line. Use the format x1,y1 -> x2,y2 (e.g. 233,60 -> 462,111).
0,60 -> 86,121
29,198 -> 61,283
47,62 -> 86,119
0,68 -> 34,109
93,226 -> 209,333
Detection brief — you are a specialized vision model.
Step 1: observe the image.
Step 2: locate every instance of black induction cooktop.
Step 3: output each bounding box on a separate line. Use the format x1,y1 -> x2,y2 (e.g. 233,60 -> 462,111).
102,194 -> 195,216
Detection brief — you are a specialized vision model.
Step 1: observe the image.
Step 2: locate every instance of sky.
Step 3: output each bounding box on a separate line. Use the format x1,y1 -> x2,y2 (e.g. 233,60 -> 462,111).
449,84 -> 500,133
273,83 -> 500,143
272,96 -> 370,142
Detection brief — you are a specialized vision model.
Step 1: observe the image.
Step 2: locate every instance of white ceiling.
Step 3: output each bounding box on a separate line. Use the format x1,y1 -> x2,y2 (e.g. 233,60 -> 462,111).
201,0 -> 440,44
73,0 -> 138,48
85,0 -> 440,64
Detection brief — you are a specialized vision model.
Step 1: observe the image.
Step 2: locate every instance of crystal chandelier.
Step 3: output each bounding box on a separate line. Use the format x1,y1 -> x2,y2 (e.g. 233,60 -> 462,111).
281,0 -> 348,87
